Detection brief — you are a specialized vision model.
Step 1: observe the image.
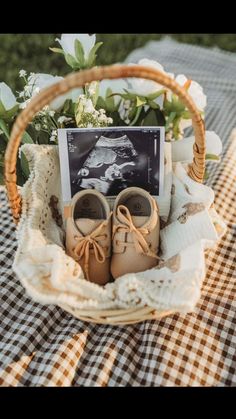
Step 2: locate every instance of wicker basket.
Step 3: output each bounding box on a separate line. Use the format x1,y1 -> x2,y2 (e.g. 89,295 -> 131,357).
4,64 -> 206,325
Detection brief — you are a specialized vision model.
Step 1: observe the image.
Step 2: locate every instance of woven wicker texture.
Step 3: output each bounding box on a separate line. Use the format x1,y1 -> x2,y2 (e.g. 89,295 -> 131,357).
4,64 -> 205,223
4,64 -> 208,325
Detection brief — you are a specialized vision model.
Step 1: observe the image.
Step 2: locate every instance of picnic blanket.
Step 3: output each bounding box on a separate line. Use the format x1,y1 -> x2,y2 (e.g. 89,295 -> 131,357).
0,38 -> 236,386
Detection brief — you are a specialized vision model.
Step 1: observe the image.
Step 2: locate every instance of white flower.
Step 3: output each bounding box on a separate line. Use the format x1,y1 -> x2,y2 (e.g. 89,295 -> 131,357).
58,116 -> 66,124
98,114 -> 107,122
118,99 -> 131,122
128,58 -> 173,97
35,123 -> 41,131
50,129 -> 58,142
124,100 -> 131,110
75,93 -> 113,128
19,102 -> 26,110
58,116 -> 72,124
56,34 -> 96,60
175,74 -> 207,112
28,73 -> 69,110
84,98 -> 95,114
50,135 -> 56,142
34,87 -> 40,95
87,81 -> 98,97
19,98 -> 31,110
19,70 -> 27,78
0,82 -> 18,111
24,85 -> 32,97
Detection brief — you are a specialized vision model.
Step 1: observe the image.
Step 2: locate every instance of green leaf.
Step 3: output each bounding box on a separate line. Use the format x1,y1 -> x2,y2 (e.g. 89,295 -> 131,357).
105,88 -> 117,112
0,103 -> 19,121
136,96 -> 146,107
182,110 -> 191,119
147,89 -> 166,100
65,54 -> 80,69
16,158 -> 26,186
63,99 -> 70,114
205,153 -> 220,161
147,99 -> 159,109
49,47 -> 64,55
90,82 -> 100,107
26,125 -> 38,143
87,42 -> 103,68
164,96 -> 185,115
111,90 -> 137,101
37,130 -> 50,145
130,106 -> 143,126
96,96 -> 108,111
0,119 -> 10,139
128,106 -> 137,121
172,116 -> 181,139
63,99 -> 75,116
74,40 -> 85,68
142,109 -> 158,126
0,136 -> 7,151
172,95 -> 185,113
141,108 -> 166,127
120,92 -> 134,100
22,131 -> 34,144
109,110 -> 124,126
20,151 -> 30,179
165,111 -> 176,129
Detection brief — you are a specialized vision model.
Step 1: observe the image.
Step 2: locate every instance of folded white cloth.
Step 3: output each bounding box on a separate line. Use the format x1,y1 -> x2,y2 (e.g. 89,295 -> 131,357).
170,162 -> 215,221
13,144 -> 227,315
161,210 -> 219,259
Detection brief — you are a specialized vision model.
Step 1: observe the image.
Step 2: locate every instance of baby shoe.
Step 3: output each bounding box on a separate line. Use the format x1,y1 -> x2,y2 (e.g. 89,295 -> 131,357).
111,187 -> 160,279
65,189 -> 112,285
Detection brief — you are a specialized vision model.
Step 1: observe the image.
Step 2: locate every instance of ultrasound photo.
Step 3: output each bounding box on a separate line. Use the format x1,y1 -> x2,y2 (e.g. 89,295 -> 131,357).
58,127 -> 164,204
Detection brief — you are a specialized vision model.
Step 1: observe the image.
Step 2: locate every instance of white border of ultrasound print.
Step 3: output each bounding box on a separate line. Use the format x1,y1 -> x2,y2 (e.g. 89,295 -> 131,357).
58,126 -> 165,205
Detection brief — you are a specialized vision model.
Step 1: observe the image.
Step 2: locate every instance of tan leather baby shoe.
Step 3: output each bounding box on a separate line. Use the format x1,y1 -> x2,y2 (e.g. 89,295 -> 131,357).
65,189 -> 112,285
111,187 -> 160,279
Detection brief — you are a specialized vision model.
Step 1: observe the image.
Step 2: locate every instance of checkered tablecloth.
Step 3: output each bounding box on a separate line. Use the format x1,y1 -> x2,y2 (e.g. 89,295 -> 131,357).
0,39 -> 236,386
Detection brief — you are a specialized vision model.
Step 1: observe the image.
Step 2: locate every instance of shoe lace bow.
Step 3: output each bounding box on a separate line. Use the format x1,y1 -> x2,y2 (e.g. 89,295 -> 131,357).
73,219 -> 109,280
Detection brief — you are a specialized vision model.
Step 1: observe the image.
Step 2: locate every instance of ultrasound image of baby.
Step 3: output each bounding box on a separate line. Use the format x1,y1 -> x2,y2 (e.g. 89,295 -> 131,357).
76,135 -> 138,194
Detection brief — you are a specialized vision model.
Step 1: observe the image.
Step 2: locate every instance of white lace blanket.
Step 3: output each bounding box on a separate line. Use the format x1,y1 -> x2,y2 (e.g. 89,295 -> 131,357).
13,140 -> 226,313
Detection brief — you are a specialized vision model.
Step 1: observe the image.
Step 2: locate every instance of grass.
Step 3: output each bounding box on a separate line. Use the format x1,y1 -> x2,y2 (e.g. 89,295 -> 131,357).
1,34 -> 236,91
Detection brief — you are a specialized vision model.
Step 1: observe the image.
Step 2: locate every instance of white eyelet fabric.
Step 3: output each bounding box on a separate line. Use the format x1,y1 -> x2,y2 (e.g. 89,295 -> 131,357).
13,139 -> 226,314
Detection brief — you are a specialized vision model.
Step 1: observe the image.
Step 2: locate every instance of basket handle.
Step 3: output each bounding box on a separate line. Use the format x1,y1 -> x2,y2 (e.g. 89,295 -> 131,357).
4,64 -> 205,223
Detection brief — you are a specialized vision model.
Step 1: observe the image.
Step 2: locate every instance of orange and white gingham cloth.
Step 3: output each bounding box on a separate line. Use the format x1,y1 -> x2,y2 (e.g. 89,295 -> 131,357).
1,40 -> 236,386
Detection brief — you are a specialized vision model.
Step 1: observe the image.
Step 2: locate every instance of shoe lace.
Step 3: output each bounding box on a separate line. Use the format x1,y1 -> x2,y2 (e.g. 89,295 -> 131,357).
73,217 -> 111,281
113,205 -> 159,259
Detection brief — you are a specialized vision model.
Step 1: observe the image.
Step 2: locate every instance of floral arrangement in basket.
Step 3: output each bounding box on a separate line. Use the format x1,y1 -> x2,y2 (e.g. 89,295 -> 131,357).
0,33 -> 220,186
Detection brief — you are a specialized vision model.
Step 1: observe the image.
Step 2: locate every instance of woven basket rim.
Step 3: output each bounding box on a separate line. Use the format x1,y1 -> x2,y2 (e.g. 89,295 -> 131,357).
5,64 -> 207,325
